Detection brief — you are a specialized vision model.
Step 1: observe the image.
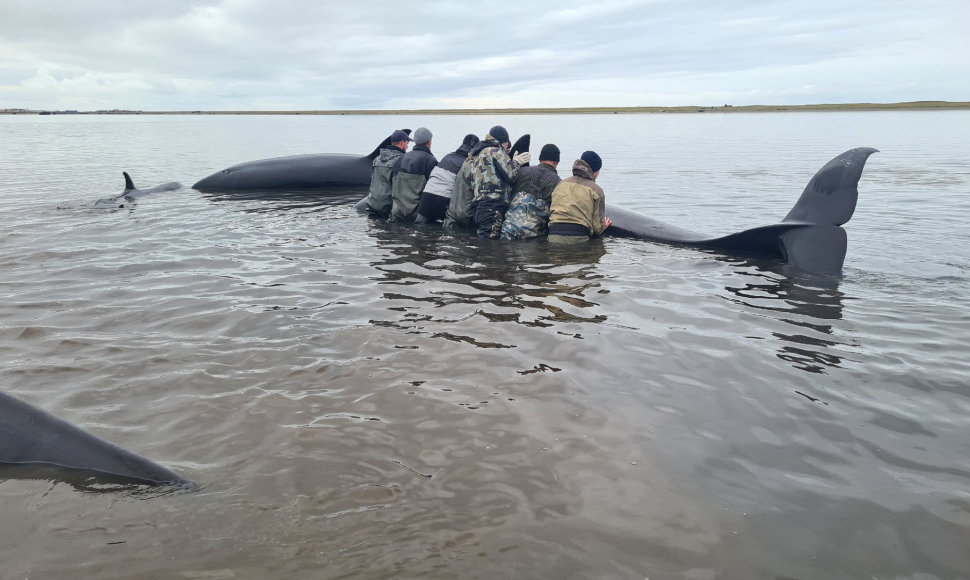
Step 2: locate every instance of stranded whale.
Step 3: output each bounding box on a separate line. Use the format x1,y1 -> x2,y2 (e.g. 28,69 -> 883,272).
193,136 -> 876,274
94,172 -> 182,208
0,391 -> 194,489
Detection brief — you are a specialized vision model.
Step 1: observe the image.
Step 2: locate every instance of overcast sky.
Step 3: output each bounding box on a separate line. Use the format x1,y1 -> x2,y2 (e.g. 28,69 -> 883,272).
1,0 -> 967,111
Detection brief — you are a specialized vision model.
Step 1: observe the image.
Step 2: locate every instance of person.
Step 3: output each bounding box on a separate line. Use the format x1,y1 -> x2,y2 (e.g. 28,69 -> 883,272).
362,129 -> 410,218
499,143 -> 562,240
415,134 -> 480,224
467,125 -> 531,238
547,150 -> 612,244
389,127 -> 437,223
442,150 -> 477,231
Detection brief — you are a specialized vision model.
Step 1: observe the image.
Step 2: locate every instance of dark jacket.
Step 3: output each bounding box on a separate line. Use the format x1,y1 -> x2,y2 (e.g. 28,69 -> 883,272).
389,144 -> 437,223
397,144 -> 437,180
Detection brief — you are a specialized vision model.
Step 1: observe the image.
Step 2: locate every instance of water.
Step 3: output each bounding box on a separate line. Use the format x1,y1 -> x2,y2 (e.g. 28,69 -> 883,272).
2,111 -> 970,579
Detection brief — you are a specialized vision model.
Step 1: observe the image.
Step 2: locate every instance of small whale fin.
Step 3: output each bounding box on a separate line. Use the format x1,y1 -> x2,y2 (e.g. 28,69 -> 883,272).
510,134 -> 530,159
123,171 -> 136,192
367,129 -> 412,160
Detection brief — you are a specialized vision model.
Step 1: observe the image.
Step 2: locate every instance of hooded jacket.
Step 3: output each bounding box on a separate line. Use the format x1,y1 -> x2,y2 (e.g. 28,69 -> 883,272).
547,159 -> 607,236
363,145 -> 406,216
468,137 -> 521,203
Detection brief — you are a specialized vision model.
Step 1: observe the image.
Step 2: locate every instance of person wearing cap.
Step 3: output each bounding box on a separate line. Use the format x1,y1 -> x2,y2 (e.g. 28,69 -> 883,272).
415,134 -> 480,224
499,143 -> 562,240
389,127 -> 437,223
467,125 -> 532,238
362,129 -> 411,218
547,150 -> 613,244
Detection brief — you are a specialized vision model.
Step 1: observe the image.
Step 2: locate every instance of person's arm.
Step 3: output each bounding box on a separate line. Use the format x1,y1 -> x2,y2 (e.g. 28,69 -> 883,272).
590,192 -> 604,236
493,151 -> 519,186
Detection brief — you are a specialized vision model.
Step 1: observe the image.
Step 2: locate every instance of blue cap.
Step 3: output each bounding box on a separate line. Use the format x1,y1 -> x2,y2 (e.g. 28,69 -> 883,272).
390,129 -> 412,143
581,150 -> 602,173
488,125 -> 510,144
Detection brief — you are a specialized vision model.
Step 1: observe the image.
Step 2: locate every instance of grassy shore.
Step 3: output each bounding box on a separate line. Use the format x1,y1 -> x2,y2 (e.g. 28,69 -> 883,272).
6,101 -> 969,115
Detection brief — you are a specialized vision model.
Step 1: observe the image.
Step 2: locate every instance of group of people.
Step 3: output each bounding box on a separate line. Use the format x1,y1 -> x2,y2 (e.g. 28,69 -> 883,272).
359,125 -> 612,244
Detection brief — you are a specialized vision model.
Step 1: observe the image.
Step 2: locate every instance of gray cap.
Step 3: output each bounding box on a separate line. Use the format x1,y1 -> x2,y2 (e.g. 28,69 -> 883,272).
413,127 -> 433,145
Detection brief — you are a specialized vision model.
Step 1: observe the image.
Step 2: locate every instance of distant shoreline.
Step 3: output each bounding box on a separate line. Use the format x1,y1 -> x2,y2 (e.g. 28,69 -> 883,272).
4,101 -> 969,116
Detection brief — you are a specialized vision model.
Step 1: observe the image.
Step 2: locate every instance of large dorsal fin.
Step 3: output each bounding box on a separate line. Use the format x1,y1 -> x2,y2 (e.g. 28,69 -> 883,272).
366,129 -> 412,160
783,147 -> 878,226
123,171 -> 136,192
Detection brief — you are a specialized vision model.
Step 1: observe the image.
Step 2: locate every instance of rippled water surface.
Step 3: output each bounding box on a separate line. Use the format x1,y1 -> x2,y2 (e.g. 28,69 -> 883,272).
2,112 -> 970,579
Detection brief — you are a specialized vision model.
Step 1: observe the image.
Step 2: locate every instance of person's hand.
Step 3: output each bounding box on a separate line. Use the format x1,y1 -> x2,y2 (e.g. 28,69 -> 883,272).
513,152 -> 531,166
604,217 -> 613,229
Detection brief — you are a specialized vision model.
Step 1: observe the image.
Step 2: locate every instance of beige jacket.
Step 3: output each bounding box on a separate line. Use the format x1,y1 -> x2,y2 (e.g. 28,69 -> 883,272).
548,159 -> 606,236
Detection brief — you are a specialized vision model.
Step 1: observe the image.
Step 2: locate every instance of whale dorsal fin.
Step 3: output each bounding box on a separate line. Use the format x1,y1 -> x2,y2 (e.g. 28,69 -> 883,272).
510,134 -> 530,160
367,129 -> 412,160
123,171 -> 136,192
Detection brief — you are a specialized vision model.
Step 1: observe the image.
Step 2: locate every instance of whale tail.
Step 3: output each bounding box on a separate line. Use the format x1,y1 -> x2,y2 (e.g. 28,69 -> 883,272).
783,147 -> 879,226
709,147 -> 878,273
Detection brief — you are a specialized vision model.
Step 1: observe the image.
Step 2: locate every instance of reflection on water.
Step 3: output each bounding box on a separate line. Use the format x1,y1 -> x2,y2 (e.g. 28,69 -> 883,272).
720,255 -> 846,375
366,221 -> 609,343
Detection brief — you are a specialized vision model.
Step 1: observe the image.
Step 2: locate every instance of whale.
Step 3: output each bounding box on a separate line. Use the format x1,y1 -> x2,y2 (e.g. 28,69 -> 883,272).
607,147 -> 878,274
94,171 -> 182,208
192,133 -> 876,274
0,391 -> 194,489
192,130 -> 531,193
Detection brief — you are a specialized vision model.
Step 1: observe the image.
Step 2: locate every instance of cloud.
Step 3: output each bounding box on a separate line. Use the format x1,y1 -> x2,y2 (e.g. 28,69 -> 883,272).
0,0 -> 967,110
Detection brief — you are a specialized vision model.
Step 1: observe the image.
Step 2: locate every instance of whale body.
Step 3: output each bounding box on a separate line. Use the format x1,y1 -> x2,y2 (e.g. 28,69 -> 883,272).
94,172 -> 182,208
0,391 -> 194,489
193,134 -> 876,274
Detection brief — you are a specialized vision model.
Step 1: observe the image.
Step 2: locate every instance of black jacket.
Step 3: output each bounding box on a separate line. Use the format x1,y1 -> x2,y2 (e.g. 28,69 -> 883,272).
398,144 -> 438,180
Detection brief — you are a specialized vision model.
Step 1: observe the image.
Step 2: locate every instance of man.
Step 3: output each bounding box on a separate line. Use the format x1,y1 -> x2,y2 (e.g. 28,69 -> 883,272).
547,150 -> 612,244
389,127 -> 437,223
442,150 -> 477,231
415,134 -> 480,224
362,129 -> 410,218
500,143 -> 562,240
467,125 -> 531,238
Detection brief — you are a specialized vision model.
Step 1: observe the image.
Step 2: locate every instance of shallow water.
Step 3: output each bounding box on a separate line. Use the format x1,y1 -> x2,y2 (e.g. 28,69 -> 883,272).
2,111 -> 969,579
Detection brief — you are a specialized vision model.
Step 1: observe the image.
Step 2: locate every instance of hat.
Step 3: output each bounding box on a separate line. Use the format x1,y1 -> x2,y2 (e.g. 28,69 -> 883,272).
539,144 -> 560,163
462,134 -> 480,148
581,150 -> 602,173
413,127 -> 433,145
488,125 -> 510,144
390,129 -> 412,143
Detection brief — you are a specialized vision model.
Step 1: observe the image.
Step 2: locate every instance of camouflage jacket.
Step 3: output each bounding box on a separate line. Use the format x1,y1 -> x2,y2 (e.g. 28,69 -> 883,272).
499,163 -> 561,240
468,139 -> 521,203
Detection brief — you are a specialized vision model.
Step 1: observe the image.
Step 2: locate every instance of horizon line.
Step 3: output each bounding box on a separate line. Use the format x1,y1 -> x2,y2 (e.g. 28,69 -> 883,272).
4,100 -> 969,115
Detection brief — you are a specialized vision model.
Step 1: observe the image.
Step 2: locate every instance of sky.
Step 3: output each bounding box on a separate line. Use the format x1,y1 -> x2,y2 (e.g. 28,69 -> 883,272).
1,0 -> 967,111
